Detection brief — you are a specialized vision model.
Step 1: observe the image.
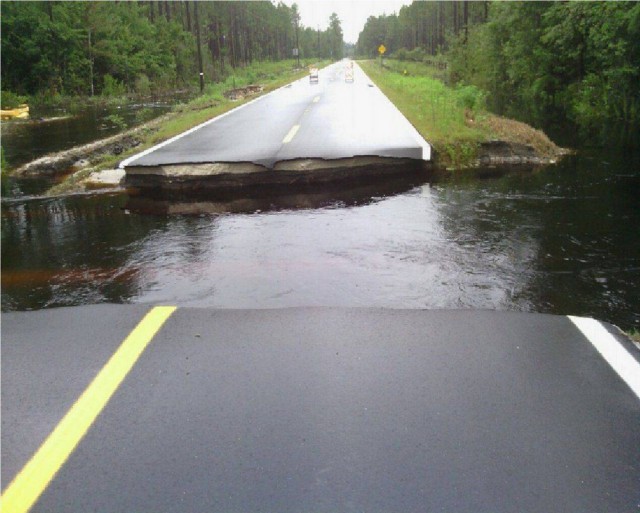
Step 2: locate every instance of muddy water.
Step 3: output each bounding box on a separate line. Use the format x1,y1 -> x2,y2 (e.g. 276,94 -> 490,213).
2,149 -> 639,331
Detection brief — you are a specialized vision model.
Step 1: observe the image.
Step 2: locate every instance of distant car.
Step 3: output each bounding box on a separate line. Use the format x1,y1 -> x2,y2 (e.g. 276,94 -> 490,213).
344,61 -> 354,83
309,68 -> 319,83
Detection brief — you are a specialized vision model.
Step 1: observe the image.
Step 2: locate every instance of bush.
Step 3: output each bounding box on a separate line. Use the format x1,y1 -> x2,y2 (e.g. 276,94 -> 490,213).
134,107 -> 154,124
103,113 -> 127,130
245,72 -> 257,84
393,48 -> 410,61
1,145 -> 7,172
406,47 -> 427,62
455,84 -> 486,112
102,74 -> 127,97
203,83 -> 224,98
223,75 -> 237,89
1,90 -> 28,109
134,74 -> 151,95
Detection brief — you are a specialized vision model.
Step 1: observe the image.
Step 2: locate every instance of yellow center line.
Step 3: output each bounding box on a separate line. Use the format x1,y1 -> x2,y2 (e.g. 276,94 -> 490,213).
313,96 -> 320,103
1,305 -> 177,513
282,124 -> 300,144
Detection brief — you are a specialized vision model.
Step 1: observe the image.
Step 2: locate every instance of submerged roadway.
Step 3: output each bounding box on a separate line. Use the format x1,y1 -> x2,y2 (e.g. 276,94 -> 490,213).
2,306 -> 640,512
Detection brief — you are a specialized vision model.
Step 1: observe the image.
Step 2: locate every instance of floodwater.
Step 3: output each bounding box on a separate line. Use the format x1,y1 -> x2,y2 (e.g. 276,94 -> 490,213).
0,94 -> 191,172
2,149 -> 639,331
1,94 -> 193,198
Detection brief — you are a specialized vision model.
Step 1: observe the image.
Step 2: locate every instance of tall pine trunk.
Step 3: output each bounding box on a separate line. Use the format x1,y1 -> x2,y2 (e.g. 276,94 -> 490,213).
193,1 -> 204,92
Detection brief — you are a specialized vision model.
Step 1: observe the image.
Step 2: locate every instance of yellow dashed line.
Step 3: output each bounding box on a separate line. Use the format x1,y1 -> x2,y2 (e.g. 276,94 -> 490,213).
313,96 -> 320,103
1,306 -> 177,513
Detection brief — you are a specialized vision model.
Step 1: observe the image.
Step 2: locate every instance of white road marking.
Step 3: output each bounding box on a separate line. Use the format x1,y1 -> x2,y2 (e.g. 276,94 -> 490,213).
119,69 -> 326,169
282,125 -> 300,144
568,315 -> 640,400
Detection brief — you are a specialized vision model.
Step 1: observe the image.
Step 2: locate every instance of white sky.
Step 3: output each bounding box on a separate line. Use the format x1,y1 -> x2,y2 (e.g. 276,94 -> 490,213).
283,0 -> 413,45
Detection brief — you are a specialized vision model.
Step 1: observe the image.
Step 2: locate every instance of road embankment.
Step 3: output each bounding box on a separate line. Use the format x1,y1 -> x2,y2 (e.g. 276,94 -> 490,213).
358,60 -> 569,170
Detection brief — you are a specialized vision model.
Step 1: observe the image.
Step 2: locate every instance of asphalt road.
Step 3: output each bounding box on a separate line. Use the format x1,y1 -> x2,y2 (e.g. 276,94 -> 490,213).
2,306 -> 639,512
122,61 -> 431,170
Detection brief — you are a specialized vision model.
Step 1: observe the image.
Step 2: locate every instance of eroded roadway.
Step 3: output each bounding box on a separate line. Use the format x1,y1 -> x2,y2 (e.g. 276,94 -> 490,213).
121,61 -> 431,171
2,306 -> 640,512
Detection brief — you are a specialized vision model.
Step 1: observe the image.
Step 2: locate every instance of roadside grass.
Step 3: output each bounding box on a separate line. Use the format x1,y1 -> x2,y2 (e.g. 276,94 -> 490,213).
359,59 -> 490,168
383,58 -> 449,83
46,59 -> 328,195
359,59 -> 564,169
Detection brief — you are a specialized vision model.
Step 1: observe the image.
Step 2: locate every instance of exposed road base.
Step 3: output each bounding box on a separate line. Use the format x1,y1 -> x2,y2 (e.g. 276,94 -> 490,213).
476,140 -> 567,167
125,157 -> 431,196
125,170 -> 428,214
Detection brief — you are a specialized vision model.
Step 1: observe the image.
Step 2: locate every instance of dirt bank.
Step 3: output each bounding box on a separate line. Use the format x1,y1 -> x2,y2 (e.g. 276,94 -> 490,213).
474,115 -> 569,167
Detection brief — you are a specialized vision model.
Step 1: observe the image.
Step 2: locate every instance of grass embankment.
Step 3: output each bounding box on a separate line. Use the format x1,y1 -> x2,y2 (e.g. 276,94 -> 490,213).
359,59 -> 563,169
46,59 -> 327,195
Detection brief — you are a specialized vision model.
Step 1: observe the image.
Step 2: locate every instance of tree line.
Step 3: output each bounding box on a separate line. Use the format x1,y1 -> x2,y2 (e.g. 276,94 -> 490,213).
356,1 -> 640,146
450,1 -> 640,145
1,1 -> 344,99
356,1 -> 488,58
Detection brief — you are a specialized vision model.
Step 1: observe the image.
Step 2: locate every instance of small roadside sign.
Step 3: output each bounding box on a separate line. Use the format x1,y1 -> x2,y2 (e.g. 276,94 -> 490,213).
378,44 -> 386,55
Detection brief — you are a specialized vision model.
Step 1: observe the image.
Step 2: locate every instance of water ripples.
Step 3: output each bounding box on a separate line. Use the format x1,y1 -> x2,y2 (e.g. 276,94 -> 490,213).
2,152 -> 639,329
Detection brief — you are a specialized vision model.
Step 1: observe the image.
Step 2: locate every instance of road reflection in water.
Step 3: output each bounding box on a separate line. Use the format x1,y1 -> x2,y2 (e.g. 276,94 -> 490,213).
2,152 -> 639,331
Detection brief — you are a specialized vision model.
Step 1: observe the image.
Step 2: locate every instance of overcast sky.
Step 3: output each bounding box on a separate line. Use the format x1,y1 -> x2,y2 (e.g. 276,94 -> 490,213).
284,0 -> 413,45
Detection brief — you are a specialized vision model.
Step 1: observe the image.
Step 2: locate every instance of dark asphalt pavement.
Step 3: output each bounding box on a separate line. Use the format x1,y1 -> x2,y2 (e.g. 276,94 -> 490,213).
122,61 -> 430,170
2,306 -> 639,512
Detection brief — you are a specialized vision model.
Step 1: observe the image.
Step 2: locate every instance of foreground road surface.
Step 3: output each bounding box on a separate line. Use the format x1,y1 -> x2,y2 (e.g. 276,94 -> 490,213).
2,306 -> 639,512
122,61 -> 430,171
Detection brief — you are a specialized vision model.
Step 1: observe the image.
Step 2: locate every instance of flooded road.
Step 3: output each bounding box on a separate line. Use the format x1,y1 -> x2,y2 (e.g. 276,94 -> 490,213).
2,149 -> 639,331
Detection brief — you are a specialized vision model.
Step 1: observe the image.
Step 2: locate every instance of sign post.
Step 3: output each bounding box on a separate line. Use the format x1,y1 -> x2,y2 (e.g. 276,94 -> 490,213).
378,44 -> 386,67
293,48 -> 300,68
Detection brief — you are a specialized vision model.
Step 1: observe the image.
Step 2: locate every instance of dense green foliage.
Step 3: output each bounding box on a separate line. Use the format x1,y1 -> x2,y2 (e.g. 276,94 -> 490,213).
1,1 -> 343,99
357,1 -> 640,146
0,90 -> 28,109
449,2 -> 640,145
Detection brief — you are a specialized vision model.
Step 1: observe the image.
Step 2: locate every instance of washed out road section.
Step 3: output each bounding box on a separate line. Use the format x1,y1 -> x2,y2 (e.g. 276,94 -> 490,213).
122,61 -> 430,173
2,306 -> 639,512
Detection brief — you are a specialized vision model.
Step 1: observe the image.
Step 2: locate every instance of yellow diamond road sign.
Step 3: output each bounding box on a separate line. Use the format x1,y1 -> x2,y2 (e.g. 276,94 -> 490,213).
378,44 -> 386,55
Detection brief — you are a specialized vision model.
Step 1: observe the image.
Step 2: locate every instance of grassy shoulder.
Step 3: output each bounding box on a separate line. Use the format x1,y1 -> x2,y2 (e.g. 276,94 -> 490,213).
45,59 -> 328,195
359,59 -> 564,169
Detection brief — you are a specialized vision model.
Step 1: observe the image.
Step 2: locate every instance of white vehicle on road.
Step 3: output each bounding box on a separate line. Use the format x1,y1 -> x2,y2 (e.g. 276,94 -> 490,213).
309,67 -> 319,83
345,61 -> 354,83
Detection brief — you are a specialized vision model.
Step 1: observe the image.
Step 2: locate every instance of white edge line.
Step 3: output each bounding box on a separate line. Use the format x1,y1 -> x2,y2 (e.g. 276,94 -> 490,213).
568,315 -> 640,401
119,71 -> 314,169
354,61 -> 432,162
